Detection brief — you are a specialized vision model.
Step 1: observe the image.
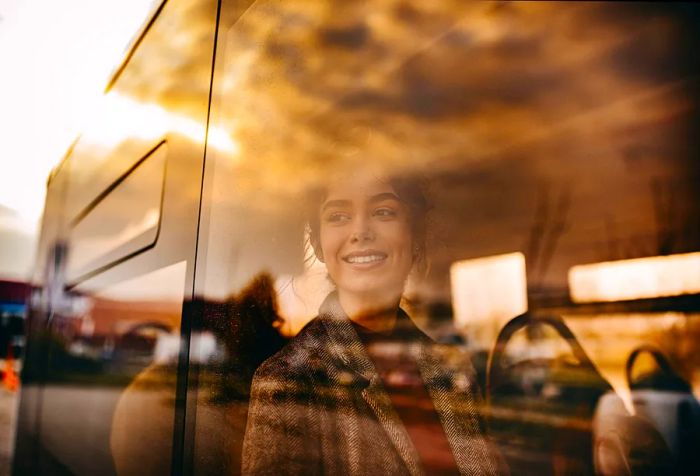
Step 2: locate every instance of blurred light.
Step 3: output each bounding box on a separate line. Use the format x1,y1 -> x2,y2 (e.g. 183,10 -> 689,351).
0,0 -> 159,226
569,252 -> 700,303
83,92 -> 238,153
450,252 -> 528,348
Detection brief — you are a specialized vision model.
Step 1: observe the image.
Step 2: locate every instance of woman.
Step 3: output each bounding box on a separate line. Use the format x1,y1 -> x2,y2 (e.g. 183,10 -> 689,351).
242,173 -> 504,476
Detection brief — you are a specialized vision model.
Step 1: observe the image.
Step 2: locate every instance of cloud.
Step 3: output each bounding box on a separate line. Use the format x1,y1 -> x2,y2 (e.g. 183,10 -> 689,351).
209,0 -> 699,294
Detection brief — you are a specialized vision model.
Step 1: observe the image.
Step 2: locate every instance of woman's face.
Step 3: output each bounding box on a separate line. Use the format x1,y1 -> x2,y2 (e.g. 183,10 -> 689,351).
318,175 -> 414,308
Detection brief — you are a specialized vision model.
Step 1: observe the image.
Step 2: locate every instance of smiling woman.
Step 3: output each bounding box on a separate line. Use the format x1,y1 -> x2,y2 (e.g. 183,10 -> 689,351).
310,175 -> 420,320
241,173 -> 505,475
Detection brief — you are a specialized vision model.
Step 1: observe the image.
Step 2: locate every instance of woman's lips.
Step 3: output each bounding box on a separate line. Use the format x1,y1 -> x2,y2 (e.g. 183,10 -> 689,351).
342,250 -> 388,264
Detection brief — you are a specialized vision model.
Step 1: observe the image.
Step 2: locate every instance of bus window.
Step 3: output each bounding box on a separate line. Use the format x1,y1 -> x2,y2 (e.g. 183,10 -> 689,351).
68,142 -> 167,282
14,0 -> 219,474
191,1 -> 700,475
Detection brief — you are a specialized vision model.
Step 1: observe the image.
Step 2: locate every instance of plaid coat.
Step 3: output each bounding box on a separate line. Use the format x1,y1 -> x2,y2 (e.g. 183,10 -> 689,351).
242,295 -> 504,475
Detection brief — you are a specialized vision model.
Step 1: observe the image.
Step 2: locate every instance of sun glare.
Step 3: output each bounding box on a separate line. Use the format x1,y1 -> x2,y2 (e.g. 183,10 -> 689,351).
0,0 -> 160,225
82,92 -> 238,155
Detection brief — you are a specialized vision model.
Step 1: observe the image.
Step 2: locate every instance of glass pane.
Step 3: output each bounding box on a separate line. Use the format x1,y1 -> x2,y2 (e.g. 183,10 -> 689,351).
193,1 -> 700,475
14,0 -> 219,474
68,142 -> 166,282
38,262 -> 186,475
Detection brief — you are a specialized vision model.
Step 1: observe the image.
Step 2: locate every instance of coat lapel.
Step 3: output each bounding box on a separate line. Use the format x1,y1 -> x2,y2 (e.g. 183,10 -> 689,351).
417,344 -> 499,476
361,377 -> 423,476
319,294 -> 423,476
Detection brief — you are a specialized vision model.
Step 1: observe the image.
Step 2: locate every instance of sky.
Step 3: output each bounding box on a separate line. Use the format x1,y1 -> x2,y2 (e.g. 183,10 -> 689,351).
0,0 -> 156,280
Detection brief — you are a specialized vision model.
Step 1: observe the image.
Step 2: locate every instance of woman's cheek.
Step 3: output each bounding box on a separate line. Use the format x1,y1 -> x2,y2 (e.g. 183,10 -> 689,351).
320,228 -> 344,265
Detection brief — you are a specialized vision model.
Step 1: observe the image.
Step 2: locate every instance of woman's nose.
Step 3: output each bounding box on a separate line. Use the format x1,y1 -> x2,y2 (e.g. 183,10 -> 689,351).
350,215 -> 375,242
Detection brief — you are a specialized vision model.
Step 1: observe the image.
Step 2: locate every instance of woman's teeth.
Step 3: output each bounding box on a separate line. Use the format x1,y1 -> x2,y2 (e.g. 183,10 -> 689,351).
346,255 -> 385,264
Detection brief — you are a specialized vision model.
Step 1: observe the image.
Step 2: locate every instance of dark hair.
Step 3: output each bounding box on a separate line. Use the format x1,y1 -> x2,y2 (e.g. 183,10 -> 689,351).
306,175 -> 432,274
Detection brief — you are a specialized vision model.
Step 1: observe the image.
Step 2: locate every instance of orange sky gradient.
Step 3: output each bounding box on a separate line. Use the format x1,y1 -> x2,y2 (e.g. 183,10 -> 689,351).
0,0 -> 157,280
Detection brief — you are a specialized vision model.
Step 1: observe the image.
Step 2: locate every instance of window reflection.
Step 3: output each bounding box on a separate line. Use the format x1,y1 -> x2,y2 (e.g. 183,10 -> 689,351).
193,1 -> 700,475
68,142 -> 166,281
451,252 -> 528,350
569,252 -> 700,303
28,261 -> 186,475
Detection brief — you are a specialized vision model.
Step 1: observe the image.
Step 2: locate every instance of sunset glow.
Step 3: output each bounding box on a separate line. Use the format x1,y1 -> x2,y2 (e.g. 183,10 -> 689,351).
0,0 -> 159,225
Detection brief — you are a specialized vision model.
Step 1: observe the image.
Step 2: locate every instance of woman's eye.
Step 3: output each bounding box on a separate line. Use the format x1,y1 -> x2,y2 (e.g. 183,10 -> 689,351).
325,212 -> 351,223
374,208 -> 397,218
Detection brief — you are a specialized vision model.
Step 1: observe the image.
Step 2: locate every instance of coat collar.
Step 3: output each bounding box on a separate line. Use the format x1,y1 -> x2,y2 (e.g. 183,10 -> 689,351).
318,292 -> 380,384
318,292 -> 501,476
318,293 -> 425,377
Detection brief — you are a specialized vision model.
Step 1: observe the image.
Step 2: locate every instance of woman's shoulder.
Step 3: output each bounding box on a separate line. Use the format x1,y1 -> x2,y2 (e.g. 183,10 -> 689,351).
253,315 -> 329,379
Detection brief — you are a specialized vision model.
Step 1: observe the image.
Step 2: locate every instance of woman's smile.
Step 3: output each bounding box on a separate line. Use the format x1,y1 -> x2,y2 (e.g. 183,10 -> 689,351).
342,249 -> 388,266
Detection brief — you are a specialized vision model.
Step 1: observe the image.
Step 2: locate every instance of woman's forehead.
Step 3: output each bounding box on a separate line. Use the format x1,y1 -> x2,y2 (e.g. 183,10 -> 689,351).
323,175 -> 396,201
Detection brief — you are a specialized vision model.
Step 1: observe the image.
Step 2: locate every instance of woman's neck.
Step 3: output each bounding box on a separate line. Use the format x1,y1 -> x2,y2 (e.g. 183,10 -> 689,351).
338,292 -> 400,333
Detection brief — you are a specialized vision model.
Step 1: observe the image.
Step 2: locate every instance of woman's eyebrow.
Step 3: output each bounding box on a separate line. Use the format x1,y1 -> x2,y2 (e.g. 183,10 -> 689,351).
321,199 -> 351,212
368,192 -> 401,204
